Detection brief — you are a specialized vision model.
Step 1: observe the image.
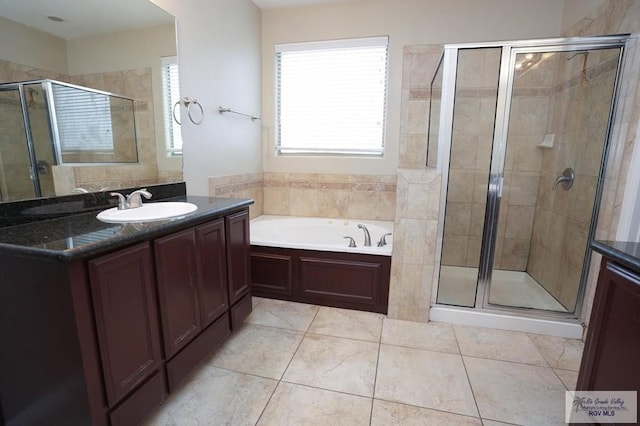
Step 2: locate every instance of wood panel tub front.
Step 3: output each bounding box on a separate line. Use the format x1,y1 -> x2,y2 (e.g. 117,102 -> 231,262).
251,245 -> 390,314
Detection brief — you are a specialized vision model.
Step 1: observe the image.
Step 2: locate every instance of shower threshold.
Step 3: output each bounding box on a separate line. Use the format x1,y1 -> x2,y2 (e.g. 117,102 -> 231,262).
433,266 -> 582,338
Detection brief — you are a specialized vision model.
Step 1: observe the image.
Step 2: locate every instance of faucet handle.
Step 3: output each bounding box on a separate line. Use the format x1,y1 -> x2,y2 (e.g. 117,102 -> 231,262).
343,236 -> 357,247
377,232 -> 392,247
109,192 -> 127,210
126,189 -> 152,208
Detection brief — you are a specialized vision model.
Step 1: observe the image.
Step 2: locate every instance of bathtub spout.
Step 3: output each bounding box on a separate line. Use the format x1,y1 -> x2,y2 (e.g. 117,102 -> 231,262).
357,224 -> 371,246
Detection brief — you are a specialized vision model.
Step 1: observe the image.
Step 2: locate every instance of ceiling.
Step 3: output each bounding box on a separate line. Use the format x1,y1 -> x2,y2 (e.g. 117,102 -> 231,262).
0,0 -> 353,40
0,0 -> 174,40
252,0 -> 356,8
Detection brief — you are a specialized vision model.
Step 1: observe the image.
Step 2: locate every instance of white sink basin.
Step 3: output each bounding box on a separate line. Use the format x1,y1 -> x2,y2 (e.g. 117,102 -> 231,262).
97,202 -> 198,223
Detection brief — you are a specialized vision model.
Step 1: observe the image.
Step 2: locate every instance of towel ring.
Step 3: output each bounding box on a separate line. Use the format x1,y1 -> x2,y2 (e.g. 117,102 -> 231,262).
187,99 -> 204,125
172,97 -> 204,126
172,100 -> 182,125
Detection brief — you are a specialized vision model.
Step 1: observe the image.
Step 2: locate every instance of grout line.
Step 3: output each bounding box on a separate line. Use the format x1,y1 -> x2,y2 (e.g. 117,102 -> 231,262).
280,379 -> 374,399
454,325 -> 483,422
372,396 -> 484,423
369,315 -> 385,424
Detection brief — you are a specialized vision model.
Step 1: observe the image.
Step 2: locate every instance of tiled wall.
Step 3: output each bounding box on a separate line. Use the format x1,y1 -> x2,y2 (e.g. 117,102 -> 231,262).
527,49 -> 619,311
440,48 -> 501,269
562,0 -> 640,328
209,173 -> 264,220
388,45 -> 442,322
263,172 -> 396,221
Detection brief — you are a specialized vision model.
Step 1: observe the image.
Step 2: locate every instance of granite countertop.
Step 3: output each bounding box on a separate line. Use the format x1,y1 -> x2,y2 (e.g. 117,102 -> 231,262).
0,195 -> 253,261
591,240 -> 640,272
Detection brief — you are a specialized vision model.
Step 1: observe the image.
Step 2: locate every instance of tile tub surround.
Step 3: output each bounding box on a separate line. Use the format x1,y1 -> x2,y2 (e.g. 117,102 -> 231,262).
145,298 -> 583,425
263,172 -> 397,221
209,173 -> 264,219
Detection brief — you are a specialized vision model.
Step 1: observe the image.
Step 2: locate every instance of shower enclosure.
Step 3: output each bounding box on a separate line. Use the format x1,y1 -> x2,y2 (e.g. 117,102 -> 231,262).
431,35 -> 629,322
0,79 -> 138,202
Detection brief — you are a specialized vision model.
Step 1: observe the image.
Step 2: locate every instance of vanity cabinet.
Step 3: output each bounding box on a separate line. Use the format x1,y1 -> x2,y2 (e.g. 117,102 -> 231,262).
225,210 -> 253,329
0,203 -> 252,426
155,229 -> 203,358
88,243 -> 163,408
577,254 -> 640,392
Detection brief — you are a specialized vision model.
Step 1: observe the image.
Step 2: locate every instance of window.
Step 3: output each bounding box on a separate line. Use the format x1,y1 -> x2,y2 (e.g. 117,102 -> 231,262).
275,36 -> 389,156
161,56 -> 182,156
52,83 -> 113,152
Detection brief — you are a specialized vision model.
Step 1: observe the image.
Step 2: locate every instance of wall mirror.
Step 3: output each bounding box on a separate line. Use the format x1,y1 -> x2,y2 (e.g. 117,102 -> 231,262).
0,0 -> 181,202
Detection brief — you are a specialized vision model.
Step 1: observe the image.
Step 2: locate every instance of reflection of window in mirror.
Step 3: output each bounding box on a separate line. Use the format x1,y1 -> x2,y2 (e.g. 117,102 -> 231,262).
161,56 -> 182,156
53,85 -> 114,152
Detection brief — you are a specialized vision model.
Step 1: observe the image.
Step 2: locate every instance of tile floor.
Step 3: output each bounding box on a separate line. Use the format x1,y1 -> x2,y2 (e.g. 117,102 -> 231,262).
145,297 -> 584,426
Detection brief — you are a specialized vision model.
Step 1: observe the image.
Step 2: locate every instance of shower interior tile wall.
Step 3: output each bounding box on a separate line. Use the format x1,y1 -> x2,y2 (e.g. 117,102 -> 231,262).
0,59 -> 160,195
527,49 -> 620,311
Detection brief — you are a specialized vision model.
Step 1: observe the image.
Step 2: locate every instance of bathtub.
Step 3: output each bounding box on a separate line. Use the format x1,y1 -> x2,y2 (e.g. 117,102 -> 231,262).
250,215 -> 393,256
250,215 -> 393,313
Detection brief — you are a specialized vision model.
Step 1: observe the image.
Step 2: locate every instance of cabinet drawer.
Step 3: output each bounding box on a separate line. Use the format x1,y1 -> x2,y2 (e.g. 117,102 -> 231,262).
109,369 -> 165,426
230,292 -> 253,330
166,312 -> 231,392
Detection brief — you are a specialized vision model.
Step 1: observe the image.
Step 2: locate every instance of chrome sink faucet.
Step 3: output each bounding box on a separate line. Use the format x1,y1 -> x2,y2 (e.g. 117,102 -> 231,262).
110,188 -> 152,210
357,224 -> 371,247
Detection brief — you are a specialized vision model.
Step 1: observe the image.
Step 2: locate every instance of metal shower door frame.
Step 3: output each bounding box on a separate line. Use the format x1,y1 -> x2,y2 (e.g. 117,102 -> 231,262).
434,34 -> 630,321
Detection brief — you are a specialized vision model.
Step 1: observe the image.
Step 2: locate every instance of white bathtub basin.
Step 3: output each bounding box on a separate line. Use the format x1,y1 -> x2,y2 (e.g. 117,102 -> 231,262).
96,202 -> 197,223
250,215 -> 393,255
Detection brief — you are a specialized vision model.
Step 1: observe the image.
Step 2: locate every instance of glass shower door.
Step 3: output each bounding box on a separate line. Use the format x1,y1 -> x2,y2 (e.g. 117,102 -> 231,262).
0,88 -> 37,201
484,45 -> 623,313
436,47 -> 501,307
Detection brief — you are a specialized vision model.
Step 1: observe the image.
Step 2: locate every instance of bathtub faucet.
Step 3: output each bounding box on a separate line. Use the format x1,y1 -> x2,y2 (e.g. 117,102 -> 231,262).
377,233 -> 392,247
357,224 -> 371,246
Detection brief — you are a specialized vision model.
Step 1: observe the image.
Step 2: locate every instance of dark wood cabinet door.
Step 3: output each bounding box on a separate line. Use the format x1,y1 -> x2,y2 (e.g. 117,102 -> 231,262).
88,242 -> 162,407
155,229 -> 201,358
225,209 -> 251,305
577,258 -> 640,391
195,219 -> 229,328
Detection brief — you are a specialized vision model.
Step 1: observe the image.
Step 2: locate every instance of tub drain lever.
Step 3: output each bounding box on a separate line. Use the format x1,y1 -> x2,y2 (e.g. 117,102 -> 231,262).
343,236 -> 357,247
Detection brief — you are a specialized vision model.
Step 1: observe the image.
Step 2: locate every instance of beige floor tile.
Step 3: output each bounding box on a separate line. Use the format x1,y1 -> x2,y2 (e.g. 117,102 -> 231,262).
528,334 -> 584,371
308,306 -> 384,342
208,324 -> 303,379
371,399 -> 482,425
464,357 -> 566,425
481,421 -> 520,426
375,344 -> 478,417
257,382 -> 371,426
555,368 -> 579,391
381,318 -> 459,354
145,366 -> 277,425
252,296 -> 265,308
245,298 -> 319,331
454,325 -> 548,366
283,333 -> 379,397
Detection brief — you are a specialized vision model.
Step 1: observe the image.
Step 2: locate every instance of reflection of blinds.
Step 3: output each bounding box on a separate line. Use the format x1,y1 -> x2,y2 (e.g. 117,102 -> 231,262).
51,84 -> 114,151
161,56 -> 182,155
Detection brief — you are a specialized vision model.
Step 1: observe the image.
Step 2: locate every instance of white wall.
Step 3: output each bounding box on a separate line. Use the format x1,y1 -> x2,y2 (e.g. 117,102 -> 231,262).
66,24 -> 180,173
150,0 -> 263,196
261,0 -> 565,176
0,16 -> 68,75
